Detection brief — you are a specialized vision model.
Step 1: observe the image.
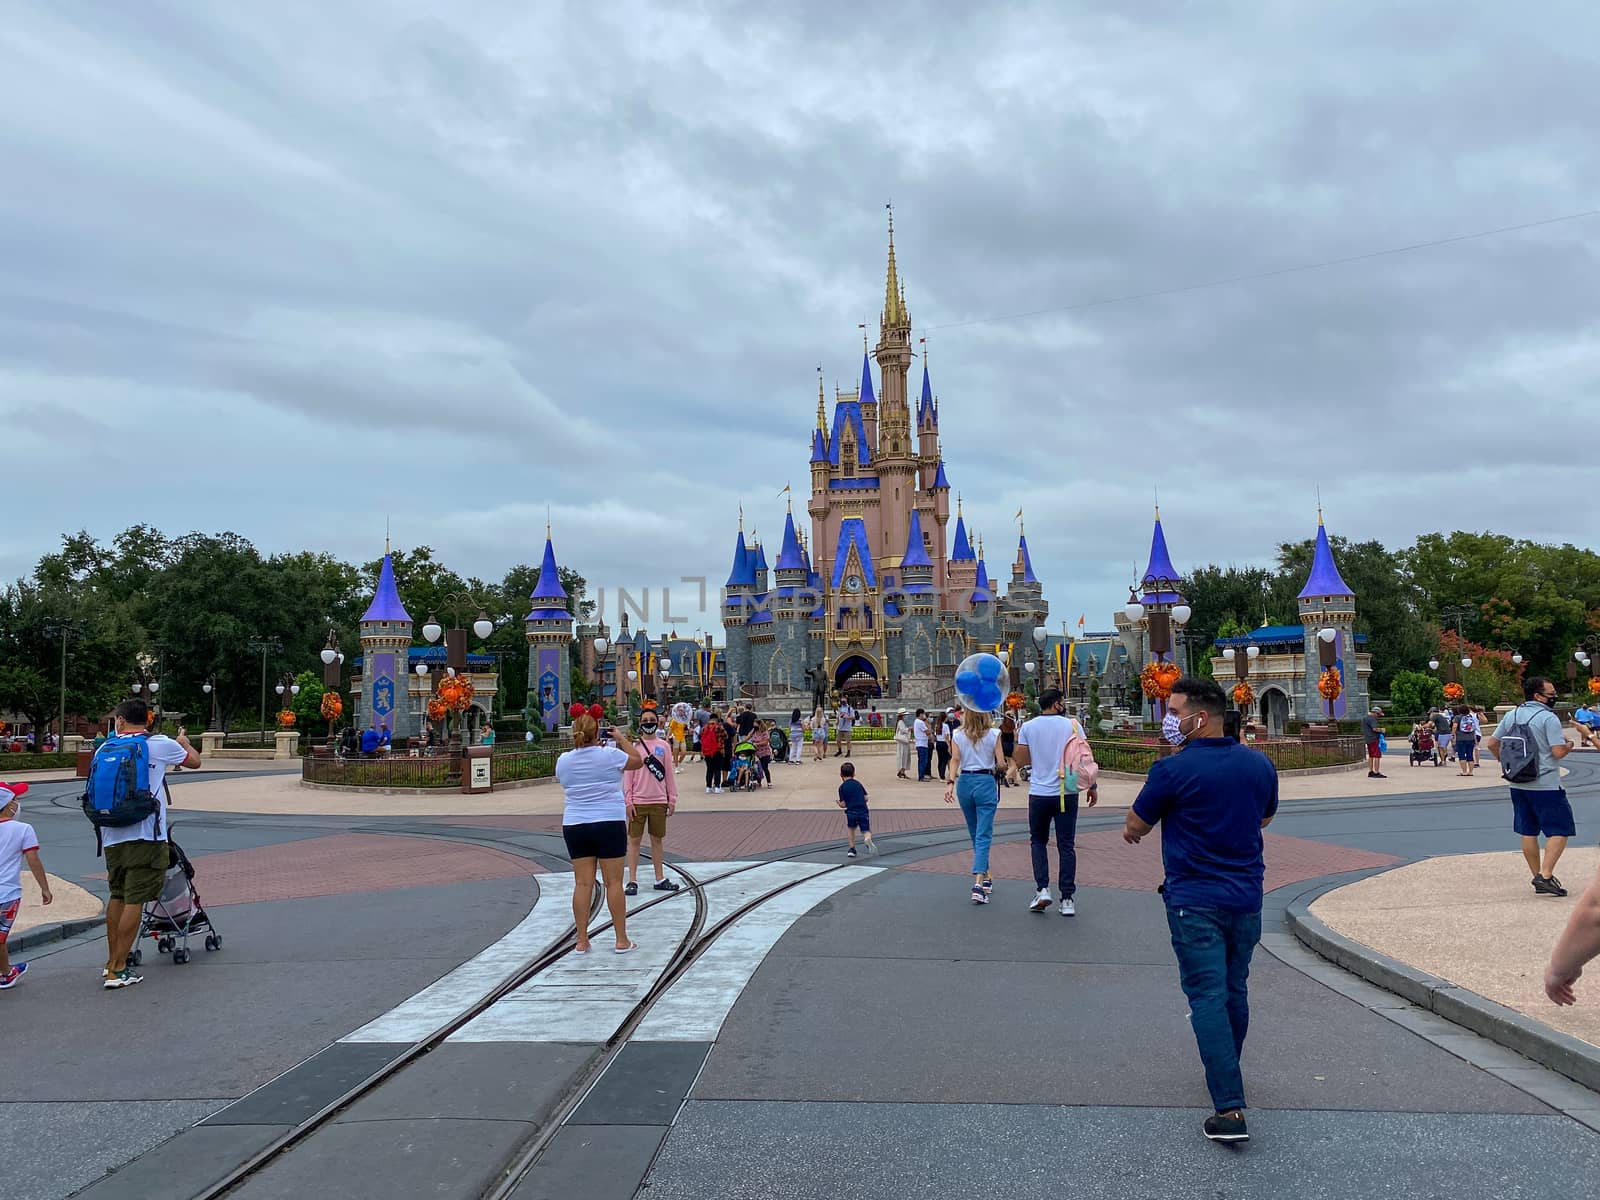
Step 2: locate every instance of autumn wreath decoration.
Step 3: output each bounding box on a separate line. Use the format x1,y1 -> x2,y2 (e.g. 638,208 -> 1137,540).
320,692 -> 344,721
1004,691 -> 1026,711
276,709 -> 296,728
1442,681 -> 1465,702
436,675 -> 475,713
1588,677 -> 1600,697
1317,668 -> 1343,702
426,698 -> 448,722
1231,681 -> 1255,708
1140,660 -> 1182,700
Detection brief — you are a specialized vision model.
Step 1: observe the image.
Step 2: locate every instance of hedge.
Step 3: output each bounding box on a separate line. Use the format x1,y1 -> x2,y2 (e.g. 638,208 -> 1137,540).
0,751 -> 76,770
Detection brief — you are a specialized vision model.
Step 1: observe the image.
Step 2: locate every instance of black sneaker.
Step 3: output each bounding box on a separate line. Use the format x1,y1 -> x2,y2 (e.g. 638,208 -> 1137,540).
1203,1111 -> 1249,1143
1534,875 -> 1569,897
624,881 -> 638,896
653,878 -> 680,892
846,848 -> 857,858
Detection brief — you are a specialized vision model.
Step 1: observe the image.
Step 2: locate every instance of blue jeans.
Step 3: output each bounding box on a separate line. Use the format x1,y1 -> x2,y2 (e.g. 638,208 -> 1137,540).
916,745 -> 932,780
1028,792 -> 1078,897
1165,903 -> 1262,1114
956,771 -> 999,876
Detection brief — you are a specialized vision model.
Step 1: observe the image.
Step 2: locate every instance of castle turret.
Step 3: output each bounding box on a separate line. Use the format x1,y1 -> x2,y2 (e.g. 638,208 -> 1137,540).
916,361 -> 939,487
524,530 -> 575,731
1298,511 -> 1365,719
722,526 -> 757,694
359,549 -> 413,739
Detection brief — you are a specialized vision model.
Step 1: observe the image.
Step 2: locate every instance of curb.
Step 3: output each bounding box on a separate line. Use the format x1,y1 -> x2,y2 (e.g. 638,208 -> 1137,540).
1287,894 -> 1600,1094
11,915 -> 105,954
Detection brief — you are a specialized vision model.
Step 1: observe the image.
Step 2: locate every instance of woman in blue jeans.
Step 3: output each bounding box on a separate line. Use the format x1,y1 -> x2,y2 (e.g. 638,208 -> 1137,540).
944,708 -> 1007,904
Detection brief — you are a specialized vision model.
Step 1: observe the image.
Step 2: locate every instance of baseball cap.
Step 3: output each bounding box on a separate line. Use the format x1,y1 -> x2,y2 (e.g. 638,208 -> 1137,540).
0,781 -> 28,809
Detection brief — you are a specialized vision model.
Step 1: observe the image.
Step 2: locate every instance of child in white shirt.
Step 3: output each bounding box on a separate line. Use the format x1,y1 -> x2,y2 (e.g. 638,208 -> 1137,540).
0,782 -> 52,988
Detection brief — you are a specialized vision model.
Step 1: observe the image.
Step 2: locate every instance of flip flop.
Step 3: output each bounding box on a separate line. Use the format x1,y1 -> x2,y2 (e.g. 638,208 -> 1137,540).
572,946 -> 591,956
614,942 -> 639,955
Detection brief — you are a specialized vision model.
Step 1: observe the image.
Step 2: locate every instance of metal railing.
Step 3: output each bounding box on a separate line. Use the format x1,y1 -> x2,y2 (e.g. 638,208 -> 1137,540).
301,746 -> 561,789
1088,735 -> 1365,775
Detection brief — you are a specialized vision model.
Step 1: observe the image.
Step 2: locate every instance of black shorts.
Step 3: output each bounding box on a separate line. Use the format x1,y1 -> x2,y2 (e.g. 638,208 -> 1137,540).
563,820 -> 628,860
846,808 -> 870,831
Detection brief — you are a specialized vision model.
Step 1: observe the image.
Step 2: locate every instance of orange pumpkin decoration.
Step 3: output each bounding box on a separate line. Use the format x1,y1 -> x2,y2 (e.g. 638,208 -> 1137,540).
276,709 -> 296,728
1317,668 -> 1343,701
1231,681 -> 1254,707
320,692 -> 344,721
1442,681 -> 1465,701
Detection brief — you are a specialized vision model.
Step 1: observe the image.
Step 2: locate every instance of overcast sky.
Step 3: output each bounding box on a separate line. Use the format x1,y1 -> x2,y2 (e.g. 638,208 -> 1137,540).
4,1 -> 1597,636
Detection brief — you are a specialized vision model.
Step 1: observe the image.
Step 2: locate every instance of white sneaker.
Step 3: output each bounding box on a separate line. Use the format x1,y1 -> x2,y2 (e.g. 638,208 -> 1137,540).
1028,889 -> 1051,913
1059,898 -> 1075,917
705,786 -> 712,793
713,786 -> 723,794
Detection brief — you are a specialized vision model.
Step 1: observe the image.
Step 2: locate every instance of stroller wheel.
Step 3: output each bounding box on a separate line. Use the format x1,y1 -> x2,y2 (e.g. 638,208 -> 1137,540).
129,948 -> 142,967
173,948 -> 192,965
204,934 -> 220,952
157,936 -> 173,954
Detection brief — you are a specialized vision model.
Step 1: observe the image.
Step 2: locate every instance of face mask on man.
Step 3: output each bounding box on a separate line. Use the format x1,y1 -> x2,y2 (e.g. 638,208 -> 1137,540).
1162,711 -> 1202,746
640,720 -> 659,735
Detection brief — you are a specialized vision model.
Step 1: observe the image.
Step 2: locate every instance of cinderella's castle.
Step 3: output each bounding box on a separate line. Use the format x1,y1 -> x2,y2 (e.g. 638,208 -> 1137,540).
721,216 -> 1050,703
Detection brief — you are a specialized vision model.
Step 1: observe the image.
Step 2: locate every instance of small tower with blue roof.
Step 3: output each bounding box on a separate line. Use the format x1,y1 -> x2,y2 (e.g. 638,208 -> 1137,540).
721,519 -> 757,696
525,527 -> 575,732
357,544 -> 414,740
1297,509 -> 1365,720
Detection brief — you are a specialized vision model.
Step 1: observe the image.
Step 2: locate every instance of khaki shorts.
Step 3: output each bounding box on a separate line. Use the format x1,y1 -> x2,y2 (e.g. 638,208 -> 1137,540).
628,804 -> 669,839
105,839 -> 170,904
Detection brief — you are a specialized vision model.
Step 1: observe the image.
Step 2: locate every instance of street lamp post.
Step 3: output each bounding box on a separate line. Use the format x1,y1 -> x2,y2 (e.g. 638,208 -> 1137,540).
202,675 -> 219,731
1571,637 -> 1600,698
1221,640 -> 1261,714
246,638 -> 282,738
1125,573 -> 1190,720
593,625 -> 612,713
42,618 -> 84,745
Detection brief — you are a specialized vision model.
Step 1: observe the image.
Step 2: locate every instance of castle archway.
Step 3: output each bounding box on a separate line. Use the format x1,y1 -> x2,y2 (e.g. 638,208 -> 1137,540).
833,655 -> 881,700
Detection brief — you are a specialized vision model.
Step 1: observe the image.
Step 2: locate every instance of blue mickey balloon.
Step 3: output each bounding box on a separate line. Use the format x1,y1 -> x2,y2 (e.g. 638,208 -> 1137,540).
955,652 -> 1008,712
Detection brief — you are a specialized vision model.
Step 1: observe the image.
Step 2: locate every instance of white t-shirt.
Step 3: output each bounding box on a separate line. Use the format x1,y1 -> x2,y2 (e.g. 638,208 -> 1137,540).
838,705 -> 856,732
0,818 -> 40,905
1017,714 -> 1085,793
913,718 -> 929,748
934,719 -> 949,744
555,745 -> 630,825
100,734 -> 190,848
953,728 -> 1000,771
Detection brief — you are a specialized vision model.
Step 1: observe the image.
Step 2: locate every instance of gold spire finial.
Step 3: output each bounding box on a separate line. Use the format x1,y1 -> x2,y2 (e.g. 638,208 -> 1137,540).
385,516 -> 390,556
957,492 -> 963,517
545,505 -> 551,540
1317,485 -> 1324,526
883,205 -> 907,328
738,503 -> 744,532
816,368 -> 826,432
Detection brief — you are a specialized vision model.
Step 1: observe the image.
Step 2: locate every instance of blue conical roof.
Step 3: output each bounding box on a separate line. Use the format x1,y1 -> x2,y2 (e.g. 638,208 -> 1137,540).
775,511 -> 805,570
971,558 -> 992,604
361,554 -> 412,623
1018,534 -> 1039,585
1298,519 -> 1353,599
859,351 -> 876,407
902,510 -> 933,568
810,428 -> 828,463
951,515 -> 974,562
933,460 -> 950,489
525,535 -> 572,621
918,363 -> 935,425
1141,512 -> 1180,600
753,540 -> 768,573
726,530 -> 756,588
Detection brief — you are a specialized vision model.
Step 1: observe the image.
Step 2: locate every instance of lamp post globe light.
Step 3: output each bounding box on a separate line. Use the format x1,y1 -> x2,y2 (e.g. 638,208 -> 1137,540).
472,611 -> 494,641
1032,626 -> 1048,648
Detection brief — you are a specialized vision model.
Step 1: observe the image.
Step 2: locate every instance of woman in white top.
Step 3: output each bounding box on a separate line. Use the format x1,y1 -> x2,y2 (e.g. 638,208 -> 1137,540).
893,709 -> 913,779
944,707 -> 1007,905
812,704 -> 829,761
553,704 -> 644,954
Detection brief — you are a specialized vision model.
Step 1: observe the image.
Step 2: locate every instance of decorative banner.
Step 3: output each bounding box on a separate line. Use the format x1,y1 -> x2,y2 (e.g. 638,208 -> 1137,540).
537,647 -> 562,732
370,652 -> 396,724
1331,632 -> 1348,720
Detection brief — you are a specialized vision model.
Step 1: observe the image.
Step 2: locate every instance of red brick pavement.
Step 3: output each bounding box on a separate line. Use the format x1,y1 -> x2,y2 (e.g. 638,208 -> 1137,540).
439,809 -> 970,861
904,828 -> 1399,891
93,834 -> 540,906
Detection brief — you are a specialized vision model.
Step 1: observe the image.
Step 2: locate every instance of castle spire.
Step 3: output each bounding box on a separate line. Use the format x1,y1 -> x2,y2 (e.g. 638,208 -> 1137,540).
1298,513 -> 1353,599
361,552 -> 411,624
525,533 -> 573,621
816,368 -> 826,432
883,206 -> 907,328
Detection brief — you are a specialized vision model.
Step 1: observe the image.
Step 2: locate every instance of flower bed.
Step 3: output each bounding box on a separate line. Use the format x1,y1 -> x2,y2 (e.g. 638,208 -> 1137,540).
1088,736 -> 1365,776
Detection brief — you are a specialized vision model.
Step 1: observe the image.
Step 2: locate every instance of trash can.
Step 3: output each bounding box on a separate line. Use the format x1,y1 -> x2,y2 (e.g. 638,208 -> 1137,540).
75,748 -> 94,778
461,745 -> 494,794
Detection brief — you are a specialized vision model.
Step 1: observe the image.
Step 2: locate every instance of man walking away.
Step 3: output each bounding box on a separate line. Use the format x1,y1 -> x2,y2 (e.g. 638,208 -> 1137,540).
1485,676 -> 1574,896
1123,678 -> 1278,1144
1361,706 -> 1385,778
89,700 -> 200,989
914,708 -> 932,781
1431,707 -> 1452,765
1012,688 -> 1098,915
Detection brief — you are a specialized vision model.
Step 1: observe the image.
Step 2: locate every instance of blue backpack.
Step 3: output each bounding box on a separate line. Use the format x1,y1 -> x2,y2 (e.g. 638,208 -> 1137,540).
81,733 -> 162,854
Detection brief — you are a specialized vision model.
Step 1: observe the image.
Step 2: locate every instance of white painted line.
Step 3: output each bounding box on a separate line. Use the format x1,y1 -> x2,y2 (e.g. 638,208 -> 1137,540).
342,862 -> 742,1044
634,867 -> 880,1041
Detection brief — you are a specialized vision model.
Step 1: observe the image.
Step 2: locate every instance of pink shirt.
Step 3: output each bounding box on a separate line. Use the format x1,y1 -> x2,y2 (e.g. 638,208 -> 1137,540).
623,736 -> 678,808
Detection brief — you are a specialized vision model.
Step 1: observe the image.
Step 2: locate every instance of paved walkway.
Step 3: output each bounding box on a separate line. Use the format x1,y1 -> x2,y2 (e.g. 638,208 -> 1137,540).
1313,846 -> 1600,1048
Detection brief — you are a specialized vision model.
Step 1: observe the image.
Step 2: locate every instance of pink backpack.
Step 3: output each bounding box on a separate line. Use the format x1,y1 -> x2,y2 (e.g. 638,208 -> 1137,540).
1060,721 -> 1100,800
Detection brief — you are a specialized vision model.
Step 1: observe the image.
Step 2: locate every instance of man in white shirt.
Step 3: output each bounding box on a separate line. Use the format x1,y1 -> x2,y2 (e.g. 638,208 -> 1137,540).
913,708 -> 932,781
836,701 -> 857,759
96,699 -> 200,989
1011,688 -> 1097,916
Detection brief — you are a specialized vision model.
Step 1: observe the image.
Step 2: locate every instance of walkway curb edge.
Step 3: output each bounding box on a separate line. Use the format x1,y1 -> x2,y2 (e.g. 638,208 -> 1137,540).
1286,896 -> 1600,1093
11,915 -> 106,954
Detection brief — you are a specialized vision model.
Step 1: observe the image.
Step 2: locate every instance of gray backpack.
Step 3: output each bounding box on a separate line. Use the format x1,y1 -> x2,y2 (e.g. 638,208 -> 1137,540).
1498,704 -> 1543,785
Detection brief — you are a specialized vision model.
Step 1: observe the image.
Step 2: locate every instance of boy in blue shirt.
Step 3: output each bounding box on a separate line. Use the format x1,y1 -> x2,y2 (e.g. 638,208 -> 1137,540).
837,762 -> 877,858
1123,677 -> 1278,1146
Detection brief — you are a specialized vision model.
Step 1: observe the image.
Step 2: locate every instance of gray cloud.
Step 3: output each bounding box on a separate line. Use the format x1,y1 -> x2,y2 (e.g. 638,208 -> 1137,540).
2,0 -> 1597,636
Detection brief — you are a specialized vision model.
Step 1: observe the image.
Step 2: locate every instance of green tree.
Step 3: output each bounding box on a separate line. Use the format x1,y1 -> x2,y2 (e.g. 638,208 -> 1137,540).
1388,670 -> 1443,717
289,670 -> 327,737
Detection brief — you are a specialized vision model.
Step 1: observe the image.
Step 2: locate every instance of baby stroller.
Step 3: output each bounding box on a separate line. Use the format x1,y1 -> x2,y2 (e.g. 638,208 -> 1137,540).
129,839 -> 222,966
729,741 -> 759,792
768,727 -> 789,764
1408,728 -> 1437,767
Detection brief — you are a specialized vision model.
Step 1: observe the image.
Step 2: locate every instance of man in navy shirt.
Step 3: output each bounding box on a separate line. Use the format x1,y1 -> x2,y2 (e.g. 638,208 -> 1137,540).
1123,677 -> 1278,1145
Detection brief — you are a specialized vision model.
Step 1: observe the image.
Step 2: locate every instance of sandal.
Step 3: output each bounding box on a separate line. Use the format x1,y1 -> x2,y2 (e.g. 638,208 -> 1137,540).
614,941 -> 639,955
